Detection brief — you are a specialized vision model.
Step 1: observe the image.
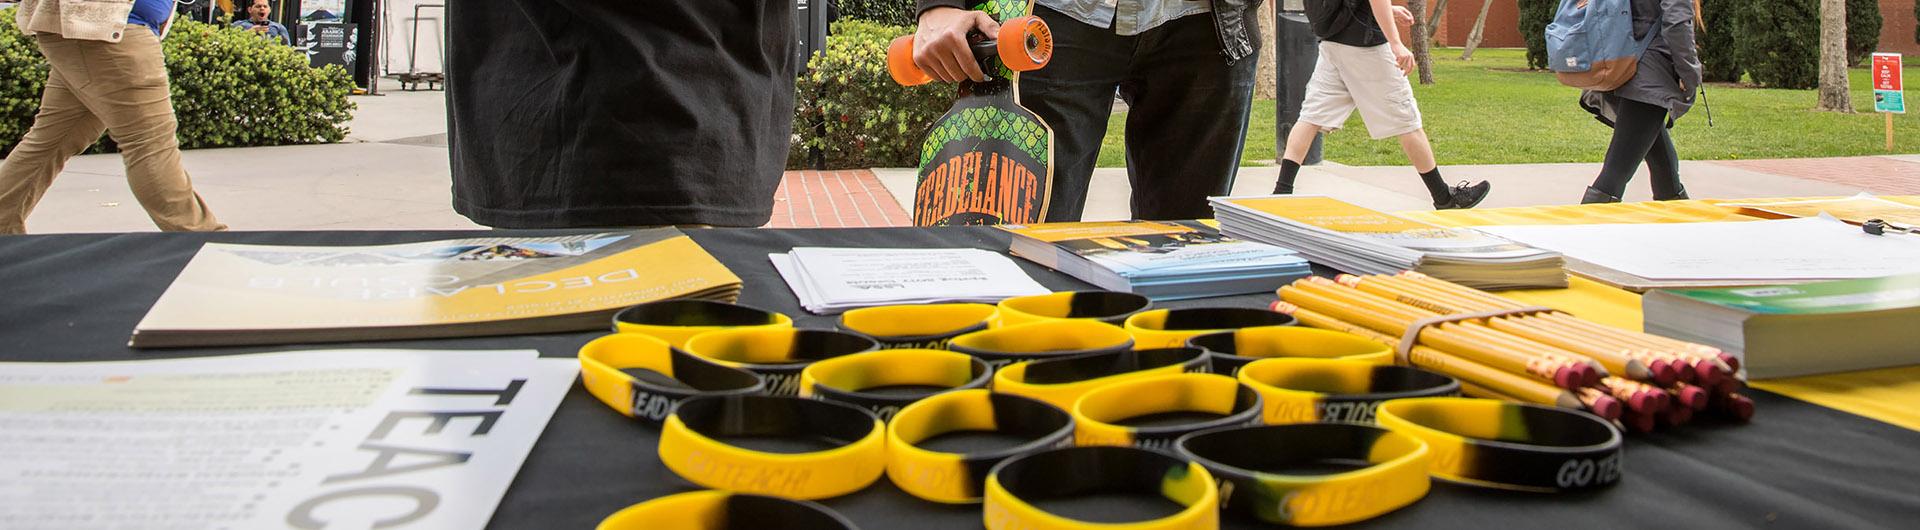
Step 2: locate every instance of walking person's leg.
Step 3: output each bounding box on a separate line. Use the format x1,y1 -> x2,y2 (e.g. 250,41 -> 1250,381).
0,37 -> 107,234
1645,127 -> 1687,200
1274,45 -> 1353,194
68,27 -> 224,231
1118,12 -> 1258,220
1019,6 -> 1132,223
1584,98 -> 1669,203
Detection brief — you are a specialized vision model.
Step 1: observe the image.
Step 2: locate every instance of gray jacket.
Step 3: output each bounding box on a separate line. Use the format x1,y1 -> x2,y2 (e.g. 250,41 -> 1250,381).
1582,0 -> 1703,122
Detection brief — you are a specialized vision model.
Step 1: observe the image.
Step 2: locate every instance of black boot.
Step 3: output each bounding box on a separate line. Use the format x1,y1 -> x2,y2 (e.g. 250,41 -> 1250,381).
1581,186 -> 1622,204
1653,184 -> 1690,201
1436,181 -> 1491,210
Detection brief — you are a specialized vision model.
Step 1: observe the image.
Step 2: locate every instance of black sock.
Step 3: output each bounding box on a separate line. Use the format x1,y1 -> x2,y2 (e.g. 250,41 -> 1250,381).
1274,160 -> 1301,194
1419,168 -> 1449,203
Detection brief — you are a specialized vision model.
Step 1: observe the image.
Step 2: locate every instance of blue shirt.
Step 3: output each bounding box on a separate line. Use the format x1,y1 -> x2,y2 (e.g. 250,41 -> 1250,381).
233,19 -> 292,45
127,0 -> 174,37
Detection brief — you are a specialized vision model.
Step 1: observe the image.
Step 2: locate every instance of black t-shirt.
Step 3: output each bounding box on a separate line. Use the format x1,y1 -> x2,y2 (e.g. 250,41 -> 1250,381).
445,0 -> 796,228
1306,0 -> 1387,48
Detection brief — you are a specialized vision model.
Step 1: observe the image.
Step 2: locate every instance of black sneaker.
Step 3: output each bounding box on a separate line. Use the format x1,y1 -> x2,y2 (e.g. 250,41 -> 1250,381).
1436,180 -> 1491,210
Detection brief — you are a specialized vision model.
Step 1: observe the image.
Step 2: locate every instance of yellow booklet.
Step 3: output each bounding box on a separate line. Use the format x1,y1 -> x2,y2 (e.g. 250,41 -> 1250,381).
131,229 -> 740,348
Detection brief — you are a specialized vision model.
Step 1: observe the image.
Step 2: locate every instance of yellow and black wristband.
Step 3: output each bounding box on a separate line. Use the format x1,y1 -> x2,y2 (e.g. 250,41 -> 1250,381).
799,349 -> 992,421
613,299 -> 793,348
983,446 -> 1218,530
684,328 -> 880,397
1072,373 -> 1263,451
994,291 -> 1151,328
597,490 -> 857,530
1186,325 -> 1395,376
578,333 -> 764,426
1237,358 -> 1460,425
948,320 -> 1135,368
1124,307 -> 1298,349
992,347 -> 1211,411
886,390 -> 1075,504
1376,397 -> 1624,493
1175,424 -> 1431,526
837,303 -> 997,350
659,395 -> 887,500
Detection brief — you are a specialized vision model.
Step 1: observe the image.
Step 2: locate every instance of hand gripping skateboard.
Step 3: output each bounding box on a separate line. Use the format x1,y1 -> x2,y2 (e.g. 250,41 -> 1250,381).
887,3 -> 1056,226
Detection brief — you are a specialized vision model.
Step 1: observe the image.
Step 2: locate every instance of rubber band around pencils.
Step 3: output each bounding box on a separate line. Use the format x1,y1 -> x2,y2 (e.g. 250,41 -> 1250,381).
1396,306 -> 1559,364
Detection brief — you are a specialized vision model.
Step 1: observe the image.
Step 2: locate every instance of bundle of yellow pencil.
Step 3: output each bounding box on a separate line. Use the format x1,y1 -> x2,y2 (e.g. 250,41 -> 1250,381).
1269,272 -> 1754,432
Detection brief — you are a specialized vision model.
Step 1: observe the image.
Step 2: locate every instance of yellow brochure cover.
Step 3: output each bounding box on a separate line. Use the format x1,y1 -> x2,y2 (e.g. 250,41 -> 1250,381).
131,229 -> 740,347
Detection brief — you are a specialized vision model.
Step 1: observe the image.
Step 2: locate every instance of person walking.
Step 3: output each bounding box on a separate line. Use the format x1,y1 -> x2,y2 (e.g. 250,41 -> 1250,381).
912,0 -> 1264,222
1577,0 -> 1702,203
1272,0 -> 1489,210
1,0 -> 225,234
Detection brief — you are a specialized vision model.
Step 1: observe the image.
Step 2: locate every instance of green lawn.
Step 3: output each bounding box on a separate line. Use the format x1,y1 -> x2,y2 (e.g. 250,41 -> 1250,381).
1098,48 -> 1920,167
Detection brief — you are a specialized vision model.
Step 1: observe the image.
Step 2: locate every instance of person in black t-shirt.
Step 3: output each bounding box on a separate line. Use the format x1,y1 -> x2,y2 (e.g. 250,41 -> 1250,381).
443,1 -> 796,228
1274,0 -> 1490,210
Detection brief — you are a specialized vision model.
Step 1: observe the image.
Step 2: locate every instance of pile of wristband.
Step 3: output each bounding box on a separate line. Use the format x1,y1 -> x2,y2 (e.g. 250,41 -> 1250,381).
584,290 -> 1646,529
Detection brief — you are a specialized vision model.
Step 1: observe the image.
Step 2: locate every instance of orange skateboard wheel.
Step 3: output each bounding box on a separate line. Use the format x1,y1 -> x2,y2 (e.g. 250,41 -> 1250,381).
998,16 -> 1052,72
888,35 -> 933,86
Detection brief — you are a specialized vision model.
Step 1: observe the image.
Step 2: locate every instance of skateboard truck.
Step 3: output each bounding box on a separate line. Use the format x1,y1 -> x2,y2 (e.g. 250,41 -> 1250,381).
887,16 -> 1053,86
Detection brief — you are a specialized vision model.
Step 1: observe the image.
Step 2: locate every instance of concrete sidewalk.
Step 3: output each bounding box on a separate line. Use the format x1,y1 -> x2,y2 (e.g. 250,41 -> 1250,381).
4,83 -> 1913,233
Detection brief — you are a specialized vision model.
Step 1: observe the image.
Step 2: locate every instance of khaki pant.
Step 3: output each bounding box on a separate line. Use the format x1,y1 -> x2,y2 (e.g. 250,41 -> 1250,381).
0,25 -> 223,234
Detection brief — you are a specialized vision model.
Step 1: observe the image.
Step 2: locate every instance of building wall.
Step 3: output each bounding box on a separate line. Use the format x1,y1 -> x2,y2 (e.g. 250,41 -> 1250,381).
1881,0 -> 1920,56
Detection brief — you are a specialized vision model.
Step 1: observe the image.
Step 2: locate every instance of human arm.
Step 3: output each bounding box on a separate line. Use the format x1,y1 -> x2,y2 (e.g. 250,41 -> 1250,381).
913,1 -> 1001,83
1658,0 -> 1702,94
1369,0 -> 1414,74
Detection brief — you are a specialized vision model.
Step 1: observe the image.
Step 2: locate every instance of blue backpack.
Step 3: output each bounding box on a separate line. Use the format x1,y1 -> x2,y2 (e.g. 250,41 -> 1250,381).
1545,0 -> 1656,90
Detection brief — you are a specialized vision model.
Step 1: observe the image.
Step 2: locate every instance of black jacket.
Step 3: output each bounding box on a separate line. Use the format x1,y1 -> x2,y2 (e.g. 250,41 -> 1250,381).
1306,0 -> 1387,48
915,0 -> 1263,65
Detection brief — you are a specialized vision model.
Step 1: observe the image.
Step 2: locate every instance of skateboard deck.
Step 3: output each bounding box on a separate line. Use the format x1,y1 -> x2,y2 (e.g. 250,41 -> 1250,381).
887,1 -> 1055,226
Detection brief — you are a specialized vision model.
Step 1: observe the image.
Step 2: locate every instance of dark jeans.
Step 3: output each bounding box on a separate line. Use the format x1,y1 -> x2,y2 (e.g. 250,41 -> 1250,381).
1021,6 -> 1258,222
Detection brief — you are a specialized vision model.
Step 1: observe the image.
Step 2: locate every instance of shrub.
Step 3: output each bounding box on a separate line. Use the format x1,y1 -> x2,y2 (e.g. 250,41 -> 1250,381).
1698,0 -> 1742,82
1,12 -> 355,156
1731,0 -> 1819,89
1518,0 -> 1557,70
838,0 -> 919,27
1846,0 -> 1880,67
789,20 -> 950,170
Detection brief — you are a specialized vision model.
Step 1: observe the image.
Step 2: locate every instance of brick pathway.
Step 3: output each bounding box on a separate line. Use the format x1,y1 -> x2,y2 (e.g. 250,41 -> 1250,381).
1711,156 -> 1920,195
765,170 -> 913,228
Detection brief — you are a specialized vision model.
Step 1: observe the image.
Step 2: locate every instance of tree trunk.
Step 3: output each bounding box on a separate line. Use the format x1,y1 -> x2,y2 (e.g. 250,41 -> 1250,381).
1818,0 -> 1855,112
1461,0 -> 1496,60
1410,0 -> 1436,84
1427,0 -> 1452,48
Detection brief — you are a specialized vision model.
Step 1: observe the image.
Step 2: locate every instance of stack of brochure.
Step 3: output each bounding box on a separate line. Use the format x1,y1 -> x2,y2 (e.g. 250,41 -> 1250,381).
1210,195 -> 1567,290
1645,273 -> 1920,378
771,247 -> 1051,314
999,220 -> 1311,300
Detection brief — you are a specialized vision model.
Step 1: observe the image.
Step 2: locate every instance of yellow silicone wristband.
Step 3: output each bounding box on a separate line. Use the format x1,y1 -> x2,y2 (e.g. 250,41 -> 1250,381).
1186,325 -> 1394,376
683,328 -> 880,396
612,299 -> 793,348
1375,397 -> 1624,492
1175,423 -> 1431,526
799,349 -> 992,421
577,333 -> 764,425
596,490 -> 856,529
983,446 -> 1218,530
838,303 -> 997,349
994,291 -> 1151,328
1236,358 -> 1460,425
1123,308 -> 1298,349
948,320 -> 1135,368
1072,373 -> 1262,451
886,390 -> 1075,504
991,347 -> 1210,411
658,395 -> 887,500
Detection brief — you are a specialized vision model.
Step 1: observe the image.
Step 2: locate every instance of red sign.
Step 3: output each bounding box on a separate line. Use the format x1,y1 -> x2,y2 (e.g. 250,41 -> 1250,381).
1874,53 -> 1903,92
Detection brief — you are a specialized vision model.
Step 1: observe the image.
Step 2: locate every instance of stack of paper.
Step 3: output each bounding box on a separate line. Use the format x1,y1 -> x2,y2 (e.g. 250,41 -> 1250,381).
1645,273 -> 1920,378
1475,217 -> 1920,291
771,247 -> 1051,314
0,349 -> 576,530
999,220 -> 1311,300
1210,195 -> 1567,290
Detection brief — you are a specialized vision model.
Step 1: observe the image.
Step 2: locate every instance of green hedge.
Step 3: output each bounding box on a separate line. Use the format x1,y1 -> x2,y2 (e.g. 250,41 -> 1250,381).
789,20 -> 949,170
838,0 -> 919,27
1699,0 -> 1742,82
1,11 -> 355,157
1731,0 -> 1819,89
1847,0 -> 1880,67
1518,0 -> 1557,70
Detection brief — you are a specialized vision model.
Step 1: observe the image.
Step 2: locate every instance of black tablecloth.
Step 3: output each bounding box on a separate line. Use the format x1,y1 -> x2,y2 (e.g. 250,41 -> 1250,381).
3,227 -> 1917,529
